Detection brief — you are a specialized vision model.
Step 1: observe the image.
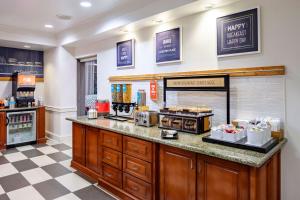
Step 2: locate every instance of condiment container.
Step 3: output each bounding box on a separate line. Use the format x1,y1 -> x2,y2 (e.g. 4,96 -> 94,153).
87,108 -> 98,119
137,89 -> 146,106
116,84 -> 123,103
111,84 -> 117,102
223,131 -> 241,142
9,97 -> 16,109
123,84 -> 132,103
247,128 -> 265,146
211,127 -> 223,139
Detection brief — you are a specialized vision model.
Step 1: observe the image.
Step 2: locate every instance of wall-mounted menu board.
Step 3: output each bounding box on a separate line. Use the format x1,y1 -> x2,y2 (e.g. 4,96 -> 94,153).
0,47 -> 44,81
217,8 -> 260,57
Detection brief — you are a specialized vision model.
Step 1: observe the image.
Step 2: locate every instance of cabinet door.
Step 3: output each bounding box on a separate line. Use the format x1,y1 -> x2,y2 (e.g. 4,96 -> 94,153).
159,145 -> 196,200
86,127 -> 99,172
0,112 -> 6,150
72,123 -> 86,166
197,155 -> 249,200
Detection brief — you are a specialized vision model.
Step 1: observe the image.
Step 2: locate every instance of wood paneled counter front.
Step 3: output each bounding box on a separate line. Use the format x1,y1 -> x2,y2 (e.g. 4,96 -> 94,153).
66,117 -> 286,200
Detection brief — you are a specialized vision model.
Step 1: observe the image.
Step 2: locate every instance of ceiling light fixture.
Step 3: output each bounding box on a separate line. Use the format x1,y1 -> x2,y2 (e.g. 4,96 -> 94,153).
24,45 -> 31,49
152,19 -> 163,24
44,24 -> 54,28
80,1 -> 92,7
120,29 -> 129,33
204,4 -> 215,10
56,14 -> 72,20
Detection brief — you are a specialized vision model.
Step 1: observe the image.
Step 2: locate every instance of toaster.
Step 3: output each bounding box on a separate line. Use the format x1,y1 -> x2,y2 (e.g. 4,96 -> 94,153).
134,111 -> 158,127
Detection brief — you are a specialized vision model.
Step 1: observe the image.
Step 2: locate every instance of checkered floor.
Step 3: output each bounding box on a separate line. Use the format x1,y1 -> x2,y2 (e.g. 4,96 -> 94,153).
0,140 -> 117,200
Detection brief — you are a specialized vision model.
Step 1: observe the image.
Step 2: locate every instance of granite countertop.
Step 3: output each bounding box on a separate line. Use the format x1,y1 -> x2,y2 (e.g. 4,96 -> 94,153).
0,106 -> 41,112
66,116 -> 287,168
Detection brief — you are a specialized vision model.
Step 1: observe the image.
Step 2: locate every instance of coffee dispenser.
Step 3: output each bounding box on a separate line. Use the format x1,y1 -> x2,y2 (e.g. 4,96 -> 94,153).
12,72 -> 36,107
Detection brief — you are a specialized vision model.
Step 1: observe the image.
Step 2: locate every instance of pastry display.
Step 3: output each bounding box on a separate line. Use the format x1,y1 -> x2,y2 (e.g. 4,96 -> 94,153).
161,116 -> 173,127
183,119 -> 197,132
171,118 -> 183,130
158,105 -> 213,134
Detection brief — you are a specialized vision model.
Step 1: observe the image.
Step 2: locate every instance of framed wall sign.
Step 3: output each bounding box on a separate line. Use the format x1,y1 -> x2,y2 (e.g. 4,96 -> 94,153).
116,39 -> 135,68
217,7 -> 260,57
155,27 -> 182,64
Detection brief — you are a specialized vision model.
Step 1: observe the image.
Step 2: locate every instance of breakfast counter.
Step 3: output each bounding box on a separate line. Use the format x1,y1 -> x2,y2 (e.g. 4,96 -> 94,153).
67,116 -> 285,200
66,116 -> 286,168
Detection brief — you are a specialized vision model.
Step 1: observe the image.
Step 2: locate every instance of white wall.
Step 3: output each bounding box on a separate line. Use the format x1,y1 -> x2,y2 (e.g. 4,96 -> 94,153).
74,0 -> 300,199
44,46 -> 77,141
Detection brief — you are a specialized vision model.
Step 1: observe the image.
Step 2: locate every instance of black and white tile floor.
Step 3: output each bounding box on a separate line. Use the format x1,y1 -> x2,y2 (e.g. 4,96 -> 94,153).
0,140 -> 117,200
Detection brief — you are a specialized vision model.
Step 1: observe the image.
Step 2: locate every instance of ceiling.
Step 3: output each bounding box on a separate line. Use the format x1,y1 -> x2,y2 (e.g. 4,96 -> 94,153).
0,0 -> 156,33
0,0 -> 239,50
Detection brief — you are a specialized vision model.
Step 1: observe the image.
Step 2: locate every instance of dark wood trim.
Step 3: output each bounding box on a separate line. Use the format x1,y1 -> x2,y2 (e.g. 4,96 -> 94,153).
0,112 -> 7,150
109,66 -> 285,82
36,106 -> 46,144
98,177 -> 140,200
71,160 -> 100,180
0,77 -> 44,82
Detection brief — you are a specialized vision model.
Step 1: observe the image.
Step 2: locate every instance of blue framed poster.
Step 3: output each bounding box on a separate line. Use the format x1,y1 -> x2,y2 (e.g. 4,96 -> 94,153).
217,8 -> 260,57
116,39 -> 135,68
155,27 -> 182,64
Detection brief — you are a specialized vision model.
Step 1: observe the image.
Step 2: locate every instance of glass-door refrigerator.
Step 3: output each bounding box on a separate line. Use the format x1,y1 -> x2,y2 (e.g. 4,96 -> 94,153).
6,110 -> 36,147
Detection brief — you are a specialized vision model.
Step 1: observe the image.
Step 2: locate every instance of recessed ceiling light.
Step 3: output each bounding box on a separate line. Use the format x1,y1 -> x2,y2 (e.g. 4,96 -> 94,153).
152,19 -> 163,24
80,1 -> 92,7
44,24 -> 54,28
204,4 -> 215,10
24,45 -> 31,49
56,14 -> 72,20
120,29 -> 129,33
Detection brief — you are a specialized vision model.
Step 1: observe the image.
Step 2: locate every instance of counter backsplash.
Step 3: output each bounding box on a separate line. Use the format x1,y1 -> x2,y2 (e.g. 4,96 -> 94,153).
109,76 -> 285,127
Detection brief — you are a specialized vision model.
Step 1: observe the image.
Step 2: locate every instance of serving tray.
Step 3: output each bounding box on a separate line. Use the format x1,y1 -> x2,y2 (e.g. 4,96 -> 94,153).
202,135 -> 279,153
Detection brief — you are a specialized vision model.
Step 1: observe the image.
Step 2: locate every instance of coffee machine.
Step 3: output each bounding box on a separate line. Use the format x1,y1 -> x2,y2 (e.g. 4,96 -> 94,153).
12,72 -> 36,107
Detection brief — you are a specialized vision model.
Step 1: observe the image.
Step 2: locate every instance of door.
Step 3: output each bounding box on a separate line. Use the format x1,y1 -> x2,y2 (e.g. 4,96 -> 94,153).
77,57 -> 97,116
73,123 -> 86,165
159,145 -> 196,200
197,155 -> 249,200
86,126 -> 99,172
0,112 -> 7,150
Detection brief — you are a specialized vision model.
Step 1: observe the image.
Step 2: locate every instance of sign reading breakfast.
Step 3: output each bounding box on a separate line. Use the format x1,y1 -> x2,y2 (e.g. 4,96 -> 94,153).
167,77 -> 225,88
217,8 -> 260,57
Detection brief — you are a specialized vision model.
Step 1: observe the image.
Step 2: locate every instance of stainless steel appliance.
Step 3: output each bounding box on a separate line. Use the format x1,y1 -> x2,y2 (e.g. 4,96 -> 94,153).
6,110 -> 36,147
134,111 -> 158,127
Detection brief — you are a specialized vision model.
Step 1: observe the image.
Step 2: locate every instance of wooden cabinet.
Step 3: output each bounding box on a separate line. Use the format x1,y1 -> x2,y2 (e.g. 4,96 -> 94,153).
0,112 -> 6,150
123,136 -> 153,162
36,106 -> 46,144
123,154 -> 152,183
102,147 -> 122,170
123,173 -> 152,200
72,123 -> 86,166
102,163 -> 122,188
101,130 -> 122,151
197,154 -> 249,200
85,127 -> 99,172
159,145 -> 196,200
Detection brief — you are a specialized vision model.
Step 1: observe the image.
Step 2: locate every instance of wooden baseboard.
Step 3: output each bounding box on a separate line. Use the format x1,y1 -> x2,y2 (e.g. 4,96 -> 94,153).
98,178 -> 139,200
109,65 -> 285,82
37,138 -> 47,144
71,160 -> 100,180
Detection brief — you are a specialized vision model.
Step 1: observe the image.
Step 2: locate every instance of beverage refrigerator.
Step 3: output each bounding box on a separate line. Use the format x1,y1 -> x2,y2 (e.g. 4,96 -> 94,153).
6,110 -> 36,147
